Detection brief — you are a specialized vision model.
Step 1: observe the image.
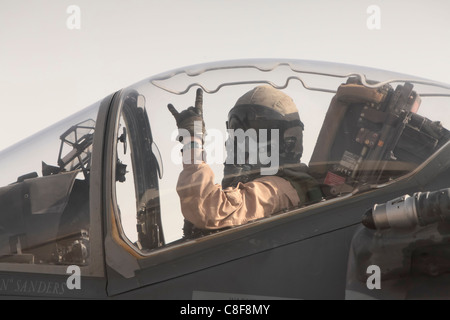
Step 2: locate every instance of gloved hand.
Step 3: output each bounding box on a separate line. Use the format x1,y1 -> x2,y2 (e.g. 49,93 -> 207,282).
168,88 -> 206,143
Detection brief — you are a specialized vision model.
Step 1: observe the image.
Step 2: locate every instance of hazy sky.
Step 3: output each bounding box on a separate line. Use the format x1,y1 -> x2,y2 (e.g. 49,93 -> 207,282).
1,0 -> 450,151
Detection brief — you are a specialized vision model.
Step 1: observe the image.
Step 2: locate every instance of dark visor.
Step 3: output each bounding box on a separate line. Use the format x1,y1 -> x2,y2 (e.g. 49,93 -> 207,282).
227,104 -> 304,131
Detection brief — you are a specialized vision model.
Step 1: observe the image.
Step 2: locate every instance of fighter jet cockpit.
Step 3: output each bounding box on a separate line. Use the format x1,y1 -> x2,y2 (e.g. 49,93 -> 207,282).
111,60 -> 450,255
0,60 -> 449,269
0,103 -> 101,266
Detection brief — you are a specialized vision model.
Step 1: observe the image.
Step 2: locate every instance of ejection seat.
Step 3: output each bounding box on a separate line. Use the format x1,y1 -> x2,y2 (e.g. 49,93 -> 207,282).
309,77 -> 449,197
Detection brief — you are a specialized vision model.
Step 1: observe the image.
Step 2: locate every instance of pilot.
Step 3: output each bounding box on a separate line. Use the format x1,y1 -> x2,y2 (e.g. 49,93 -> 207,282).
168,85 -> 322,235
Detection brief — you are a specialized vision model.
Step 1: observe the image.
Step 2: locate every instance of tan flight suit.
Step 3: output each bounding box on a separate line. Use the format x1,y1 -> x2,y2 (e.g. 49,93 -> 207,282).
173,85 -> 315,231
177,162 -> 300,230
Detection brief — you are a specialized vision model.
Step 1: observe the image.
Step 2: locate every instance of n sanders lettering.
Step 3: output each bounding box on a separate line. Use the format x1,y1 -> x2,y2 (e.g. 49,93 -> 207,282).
0,278 -> 65,295
15,279 -> 66,295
